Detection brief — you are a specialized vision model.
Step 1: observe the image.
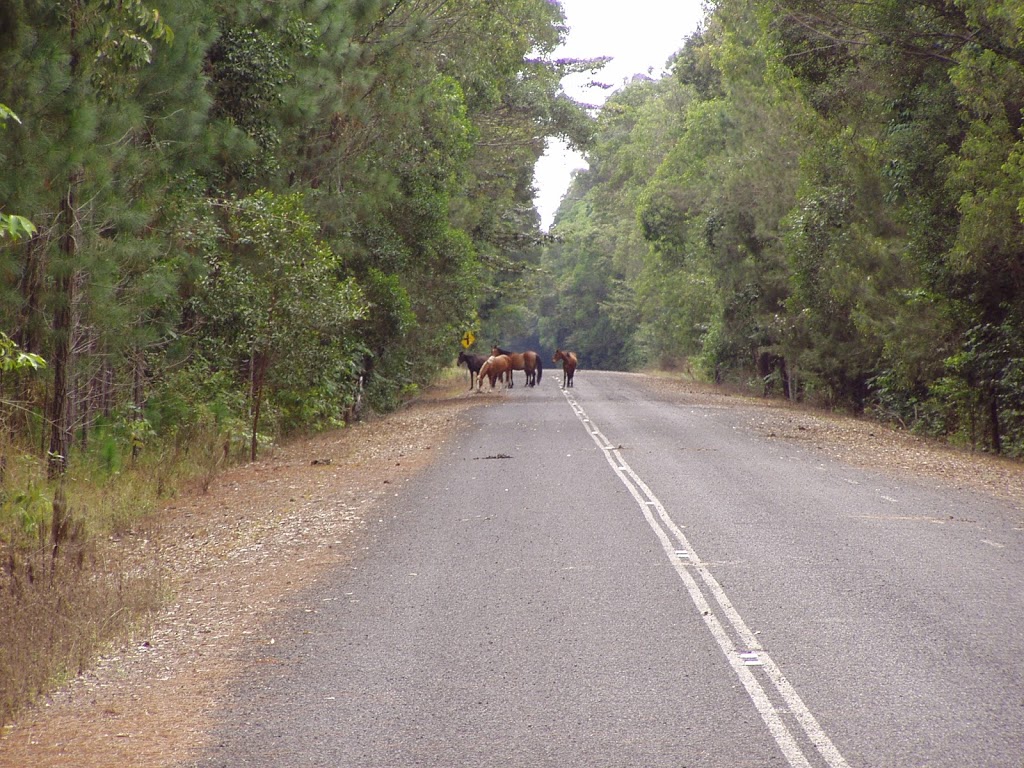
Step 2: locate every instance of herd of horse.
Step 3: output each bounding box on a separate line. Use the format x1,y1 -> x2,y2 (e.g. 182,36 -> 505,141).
458,346 -> 577,391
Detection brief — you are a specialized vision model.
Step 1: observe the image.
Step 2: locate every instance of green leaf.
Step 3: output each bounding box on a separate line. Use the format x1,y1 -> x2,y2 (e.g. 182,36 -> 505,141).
0,214 -> 37,241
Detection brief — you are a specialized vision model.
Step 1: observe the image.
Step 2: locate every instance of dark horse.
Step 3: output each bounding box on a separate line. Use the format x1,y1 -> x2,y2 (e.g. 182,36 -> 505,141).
492,346 -> 543,387
457,350 -> 489,390
553,349 -> 577,388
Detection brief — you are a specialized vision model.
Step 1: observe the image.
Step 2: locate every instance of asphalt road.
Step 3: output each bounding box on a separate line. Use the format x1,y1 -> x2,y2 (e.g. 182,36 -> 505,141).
196,371 -> 1024,767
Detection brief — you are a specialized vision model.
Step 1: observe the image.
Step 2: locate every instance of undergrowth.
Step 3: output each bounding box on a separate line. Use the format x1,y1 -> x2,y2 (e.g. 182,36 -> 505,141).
0,426 -> 246,729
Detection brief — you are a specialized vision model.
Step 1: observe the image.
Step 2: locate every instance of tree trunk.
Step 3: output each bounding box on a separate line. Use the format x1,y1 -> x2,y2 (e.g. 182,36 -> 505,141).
47,7 -> 83,479
989,387 -> 1002,455
16,236 -> 47,356
132,349 -> 144,463
47,170 -> 83,478
250,350 -> 270,462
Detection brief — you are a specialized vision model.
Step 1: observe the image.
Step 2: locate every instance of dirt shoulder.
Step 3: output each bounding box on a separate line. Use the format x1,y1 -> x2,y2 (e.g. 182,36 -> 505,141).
1,374 -> 1021,767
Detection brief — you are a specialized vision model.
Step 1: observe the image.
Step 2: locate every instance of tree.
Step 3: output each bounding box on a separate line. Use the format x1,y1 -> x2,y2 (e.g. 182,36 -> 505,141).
0,0 -> 173,475
536,0 -> 1024,452
195,190 -> 367,460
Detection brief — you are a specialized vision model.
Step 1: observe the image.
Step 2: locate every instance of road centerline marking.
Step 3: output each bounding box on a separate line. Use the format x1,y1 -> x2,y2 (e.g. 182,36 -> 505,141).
560,387 -> 850,768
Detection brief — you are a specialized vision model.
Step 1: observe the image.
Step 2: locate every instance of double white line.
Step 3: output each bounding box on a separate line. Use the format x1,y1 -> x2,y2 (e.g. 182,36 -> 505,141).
561,388 -> 851,768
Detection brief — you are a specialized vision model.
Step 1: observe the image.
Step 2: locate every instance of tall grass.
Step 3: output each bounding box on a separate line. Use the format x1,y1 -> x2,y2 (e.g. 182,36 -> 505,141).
0,537 -> 164,725
0,421 -> 241,728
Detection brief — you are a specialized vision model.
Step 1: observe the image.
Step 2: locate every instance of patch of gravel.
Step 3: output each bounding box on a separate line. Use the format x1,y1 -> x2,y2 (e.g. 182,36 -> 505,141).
1,373 -> 1020,768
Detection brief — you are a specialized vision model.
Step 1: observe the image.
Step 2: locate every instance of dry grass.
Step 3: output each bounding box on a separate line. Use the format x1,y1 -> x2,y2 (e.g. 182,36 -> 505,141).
0,544 -> 163,725
0,403 -> 267,728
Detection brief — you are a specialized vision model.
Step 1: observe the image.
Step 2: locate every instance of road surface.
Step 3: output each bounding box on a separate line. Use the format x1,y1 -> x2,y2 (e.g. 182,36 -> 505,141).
196,371 -> 1024,767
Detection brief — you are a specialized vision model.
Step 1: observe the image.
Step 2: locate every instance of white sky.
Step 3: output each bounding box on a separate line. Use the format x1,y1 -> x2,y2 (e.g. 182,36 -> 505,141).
533,0 -> 706,230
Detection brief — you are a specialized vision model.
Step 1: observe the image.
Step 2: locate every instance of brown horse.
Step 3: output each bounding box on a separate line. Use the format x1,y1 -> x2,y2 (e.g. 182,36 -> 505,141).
553,349 -> 577,388
491,346 -> 543,387
477,354 -> 512,390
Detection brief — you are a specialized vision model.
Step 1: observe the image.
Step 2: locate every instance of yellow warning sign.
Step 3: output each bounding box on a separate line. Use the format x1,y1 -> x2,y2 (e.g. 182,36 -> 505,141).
460,331 -> 476,349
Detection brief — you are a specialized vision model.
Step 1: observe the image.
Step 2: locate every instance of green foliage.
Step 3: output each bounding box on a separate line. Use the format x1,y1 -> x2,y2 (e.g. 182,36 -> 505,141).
936,319 -> 1024,454
146,360 -> 250,454
0,332 -> 45,373
0,104 -> 36,243
194,189 -> 369,452
634,262 -> 717,369
205,23 -> 305,183
1,482 -> 50,544
0,214 -> 35,241
0,0 -> 591,451
89,0 -> 174,93
539,76 -> 695,369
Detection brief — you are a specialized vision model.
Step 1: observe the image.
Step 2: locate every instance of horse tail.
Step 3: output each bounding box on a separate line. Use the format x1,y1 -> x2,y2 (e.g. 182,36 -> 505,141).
536,356 -> 542,383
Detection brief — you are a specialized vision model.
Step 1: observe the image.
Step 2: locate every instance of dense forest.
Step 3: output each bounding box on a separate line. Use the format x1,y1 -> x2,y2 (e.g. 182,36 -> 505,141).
538,0 -> 1024,458
5,0 -> 1022,481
